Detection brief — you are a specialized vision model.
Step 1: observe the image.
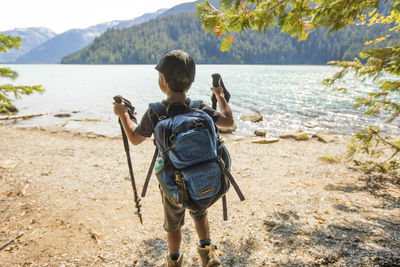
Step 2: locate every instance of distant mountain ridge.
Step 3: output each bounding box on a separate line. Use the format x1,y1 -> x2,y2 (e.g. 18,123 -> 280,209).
0,27 -> 56,63
1,1 -> 218,64
13,8 -> 168,64
15,21 -> 122,64
61,12 -> 398,65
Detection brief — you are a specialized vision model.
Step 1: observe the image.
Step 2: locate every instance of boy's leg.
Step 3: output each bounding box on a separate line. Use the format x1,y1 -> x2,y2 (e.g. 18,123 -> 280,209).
193,215 -> 210,240
167,228 -> 182,254
160,188 -> 185,265
191,211 -> 221,267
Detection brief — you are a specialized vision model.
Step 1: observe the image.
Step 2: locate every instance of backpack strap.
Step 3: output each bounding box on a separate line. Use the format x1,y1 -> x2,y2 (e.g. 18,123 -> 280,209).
189,100 -> 202,110
149,102 -> 168,121
149,99 -> 201,121
222,195 -> 228,221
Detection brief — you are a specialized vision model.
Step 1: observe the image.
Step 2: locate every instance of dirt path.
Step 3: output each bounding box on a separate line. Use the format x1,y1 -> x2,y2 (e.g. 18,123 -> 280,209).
0,125 -> 399,266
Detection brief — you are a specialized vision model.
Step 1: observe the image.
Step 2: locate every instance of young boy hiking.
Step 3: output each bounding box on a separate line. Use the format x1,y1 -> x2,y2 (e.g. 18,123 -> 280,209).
113,50 -> 234,267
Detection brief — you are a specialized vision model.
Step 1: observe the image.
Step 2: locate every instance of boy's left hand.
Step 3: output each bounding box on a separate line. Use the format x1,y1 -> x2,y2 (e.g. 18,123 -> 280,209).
113,102 -> 127,117
211,86 -> 224,98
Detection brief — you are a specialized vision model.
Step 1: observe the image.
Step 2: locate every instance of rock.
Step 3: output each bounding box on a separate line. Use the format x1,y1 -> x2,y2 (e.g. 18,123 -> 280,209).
295,133 -> 310,141
280,131 -> 310,141
254,130 -> 266,137
241,112 -> 263,123
252,138 -> 279,144
313,130 -> 335,143
218,124 -> 236,134
280,131 -> 301,139
54,113 -> 71,118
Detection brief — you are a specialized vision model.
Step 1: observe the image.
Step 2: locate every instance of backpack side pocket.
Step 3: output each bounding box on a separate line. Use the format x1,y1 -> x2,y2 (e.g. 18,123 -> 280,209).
155,157 -> 179,199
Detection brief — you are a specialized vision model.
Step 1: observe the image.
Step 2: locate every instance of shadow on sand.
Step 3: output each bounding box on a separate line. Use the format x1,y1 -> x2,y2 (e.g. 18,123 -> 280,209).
133,174 -> 399,266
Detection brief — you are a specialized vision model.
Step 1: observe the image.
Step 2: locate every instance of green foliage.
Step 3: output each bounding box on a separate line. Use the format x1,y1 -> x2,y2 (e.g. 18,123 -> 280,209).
0,33 -> 21,53
0,34 -> 44,114
62,13 -> 399,64
347,127 -> 400,173
196,0 -> 400,175
196,0 -> 381,49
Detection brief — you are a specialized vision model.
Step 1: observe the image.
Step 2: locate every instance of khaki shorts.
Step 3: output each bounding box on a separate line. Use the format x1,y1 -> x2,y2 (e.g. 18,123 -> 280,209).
160,187 -> 207,232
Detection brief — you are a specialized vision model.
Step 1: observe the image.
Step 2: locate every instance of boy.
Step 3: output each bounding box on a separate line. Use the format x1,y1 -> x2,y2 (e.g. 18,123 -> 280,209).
113,50 -> 234,267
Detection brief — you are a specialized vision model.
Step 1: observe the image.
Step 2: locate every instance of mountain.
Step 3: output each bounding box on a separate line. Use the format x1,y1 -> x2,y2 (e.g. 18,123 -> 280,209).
61,12 -> 398,65
13,8 -> 167,64
159,0 -> 219,17
0,27 -> 56,63
109,8 -> 167,30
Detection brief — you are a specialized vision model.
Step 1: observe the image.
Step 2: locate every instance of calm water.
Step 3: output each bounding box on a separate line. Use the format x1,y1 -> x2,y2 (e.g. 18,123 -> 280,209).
1,64 -> 397,137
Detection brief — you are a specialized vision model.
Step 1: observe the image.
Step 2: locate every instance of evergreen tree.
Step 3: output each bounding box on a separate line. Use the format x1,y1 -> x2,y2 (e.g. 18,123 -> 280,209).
0,34 -> 44,113
62,13 -> 398,65
196,0 -> 400,174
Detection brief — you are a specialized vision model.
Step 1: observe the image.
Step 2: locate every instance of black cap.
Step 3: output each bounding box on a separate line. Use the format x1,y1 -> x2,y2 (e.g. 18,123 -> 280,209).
155,50 -> 196,82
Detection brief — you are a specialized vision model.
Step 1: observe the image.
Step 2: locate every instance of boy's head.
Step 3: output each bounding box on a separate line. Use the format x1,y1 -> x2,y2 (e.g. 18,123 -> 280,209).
155,50 -> 195,93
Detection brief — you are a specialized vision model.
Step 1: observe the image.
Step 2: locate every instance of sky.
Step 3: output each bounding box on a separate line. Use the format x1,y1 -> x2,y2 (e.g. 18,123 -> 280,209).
1,0 -> 195,33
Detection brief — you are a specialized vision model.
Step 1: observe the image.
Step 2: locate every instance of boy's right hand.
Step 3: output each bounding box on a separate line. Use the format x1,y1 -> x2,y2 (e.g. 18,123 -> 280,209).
113,102 -> 127,118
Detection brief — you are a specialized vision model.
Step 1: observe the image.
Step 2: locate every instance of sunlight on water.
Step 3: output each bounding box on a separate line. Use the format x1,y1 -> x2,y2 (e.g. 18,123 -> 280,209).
2,64 -> 398,137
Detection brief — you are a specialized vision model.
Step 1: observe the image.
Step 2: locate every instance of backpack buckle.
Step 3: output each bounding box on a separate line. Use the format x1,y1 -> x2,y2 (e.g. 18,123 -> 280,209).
195,123 -> 205,129
165,144 -> 176,152
169,134 -> 176,142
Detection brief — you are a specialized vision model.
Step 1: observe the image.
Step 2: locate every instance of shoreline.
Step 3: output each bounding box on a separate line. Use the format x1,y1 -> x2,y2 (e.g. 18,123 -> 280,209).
0,125 -> 399,266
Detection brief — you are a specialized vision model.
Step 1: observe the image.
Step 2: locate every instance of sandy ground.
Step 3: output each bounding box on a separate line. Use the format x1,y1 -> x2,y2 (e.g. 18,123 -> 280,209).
0,125 -> 399,267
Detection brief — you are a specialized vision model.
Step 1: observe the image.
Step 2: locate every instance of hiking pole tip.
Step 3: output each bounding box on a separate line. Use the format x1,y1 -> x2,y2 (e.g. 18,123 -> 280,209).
135,210 -> 144,225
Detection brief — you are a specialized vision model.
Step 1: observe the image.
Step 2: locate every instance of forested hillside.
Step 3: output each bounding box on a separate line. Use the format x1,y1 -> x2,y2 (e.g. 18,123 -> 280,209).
62,13 -> 397,64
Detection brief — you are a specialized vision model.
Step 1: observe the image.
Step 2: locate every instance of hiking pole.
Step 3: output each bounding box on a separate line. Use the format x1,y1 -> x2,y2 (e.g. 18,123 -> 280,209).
211,73 -> 233,221
113,95 -> 143,225
141,147 -> 158,198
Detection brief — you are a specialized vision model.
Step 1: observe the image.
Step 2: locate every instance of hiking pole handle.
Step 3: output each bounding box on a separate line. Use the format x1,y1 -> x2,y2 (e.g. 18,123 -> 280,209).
114,95 -> 123,104
211,73 -> 231,110
114,95 -> 138,124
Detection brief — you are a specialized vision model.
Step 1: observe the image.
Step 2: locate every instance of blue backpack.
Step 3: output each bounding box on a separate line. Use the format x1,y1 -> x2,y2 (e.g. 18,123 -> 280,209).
150,99 -> 232,212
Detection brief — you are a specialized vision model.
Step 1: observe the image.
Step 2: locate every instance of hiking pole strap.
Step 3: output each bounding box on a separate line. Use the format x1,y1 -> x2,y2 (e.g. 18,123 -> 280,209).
141,148 -> 158,198
225,170 -> 245,201
222,195 -> 228,221
118,119 -> 143,225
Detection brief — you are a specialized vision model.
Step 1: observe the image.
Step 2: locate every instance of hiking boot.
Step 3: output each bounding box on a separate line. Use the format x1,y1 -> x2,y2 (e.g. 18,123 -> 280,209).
197,245 -> 221,267
166,252 -> 183,267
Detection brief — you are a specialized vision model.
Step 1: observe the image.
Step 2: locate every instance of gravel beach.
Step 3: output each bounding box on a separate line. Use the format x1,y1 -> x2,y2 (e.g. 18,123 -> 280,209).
0,125 -> 399,266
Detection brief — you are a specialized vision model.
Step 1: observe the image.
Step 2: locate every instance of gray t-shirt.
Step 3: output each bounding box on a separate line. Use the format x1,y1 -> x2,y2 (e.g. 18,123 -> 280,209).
135,98 -> 220,138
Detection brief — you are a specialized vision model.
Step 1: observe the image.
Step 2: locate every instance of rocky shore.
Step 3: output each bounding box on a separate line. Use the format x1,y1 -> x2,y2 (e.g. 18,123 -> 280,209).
0,125 -> 399,266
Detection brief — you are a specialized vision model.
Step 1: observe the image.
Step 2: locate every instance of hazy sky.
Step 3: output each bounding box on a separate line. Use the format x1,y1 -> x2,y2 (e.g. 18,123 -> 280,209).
1,0 -> 195,33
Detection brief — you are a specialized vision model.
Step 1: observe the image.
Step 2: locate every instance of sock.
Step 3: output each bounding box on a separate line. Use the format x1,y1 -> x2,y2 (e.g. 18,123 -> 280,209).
199,238 -> 211,248
170,250 -> 180,261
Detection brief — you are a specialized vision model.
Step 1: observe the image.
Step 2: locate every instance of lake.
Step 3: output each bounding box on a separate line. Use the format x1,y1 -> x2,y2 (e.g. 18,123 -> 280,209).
1,64 -> 396,137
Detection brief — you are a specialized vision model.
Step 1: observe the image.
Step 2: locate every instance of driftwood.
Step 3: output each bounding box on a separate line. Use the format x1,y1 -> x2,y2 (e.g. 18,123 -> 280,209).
0,113 -> 46,121
0,233 -> 23,251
